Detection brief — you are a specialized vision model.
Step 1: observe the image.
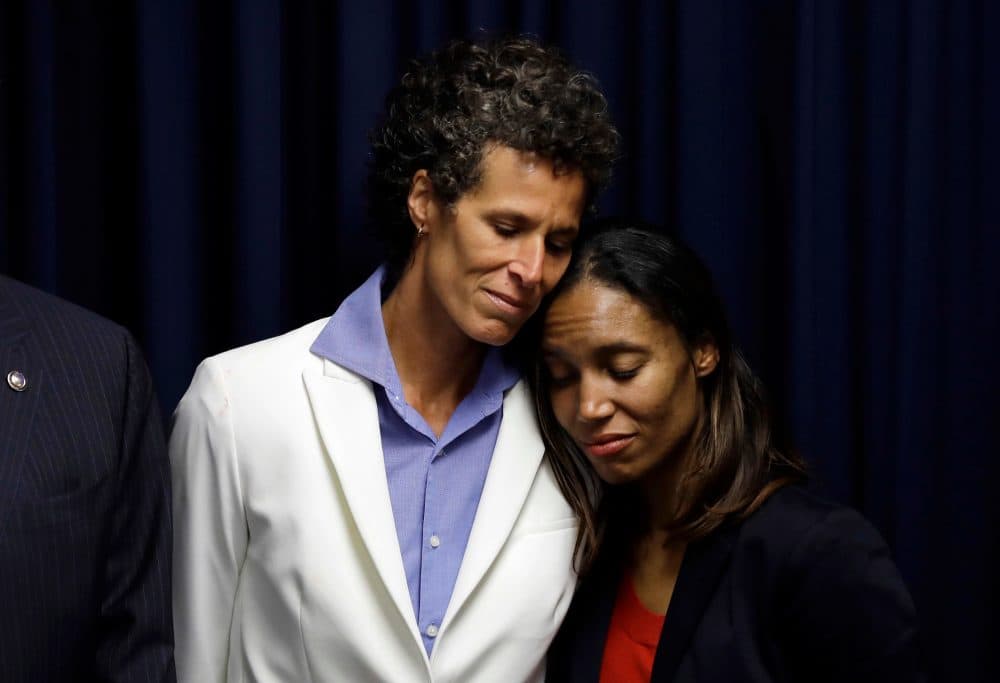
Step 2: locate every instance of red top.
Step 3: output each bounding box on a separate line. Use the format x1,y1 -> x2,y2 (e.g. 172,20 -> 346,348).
599,573 -> 667,683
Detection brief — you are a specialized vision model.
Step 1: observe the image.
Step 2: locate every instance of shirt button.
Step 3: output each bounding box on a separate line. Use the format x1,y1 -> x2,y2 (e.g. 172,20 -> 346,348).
429,535 -> 441,548
425,624 -> 439,638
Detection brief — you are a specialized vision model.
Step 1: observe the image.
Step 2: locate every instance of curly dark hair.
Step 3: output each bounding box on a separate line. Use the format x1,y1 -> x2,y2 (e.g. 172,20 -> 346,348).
369,36 -> 620,283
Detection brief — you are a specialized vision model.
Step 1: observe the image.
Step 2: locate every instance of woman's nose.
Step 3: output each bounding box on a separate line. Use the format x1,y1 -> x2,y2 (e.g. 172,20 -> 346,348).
577,375 -> 614,422
509,237 -> 545,288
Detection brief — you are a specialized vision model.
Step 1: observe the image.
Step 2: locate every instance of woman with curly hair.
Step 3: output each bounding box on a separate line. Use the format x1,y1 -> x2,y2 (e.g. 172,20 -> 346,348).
536,221 -> 925,682
169,37 -> 618,682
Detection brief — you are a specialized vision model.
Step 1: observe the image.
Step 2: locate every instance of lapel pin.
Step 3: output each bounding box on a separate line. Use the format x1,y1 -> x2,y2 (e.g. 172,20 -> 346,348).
7,370 -> 27,392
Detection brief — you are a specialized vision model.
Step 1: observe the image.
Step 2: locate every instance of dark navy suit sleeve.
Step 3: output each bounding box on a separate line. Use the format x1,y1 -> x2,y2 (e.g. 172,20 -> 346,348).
777,507 -> 926,683
95,333 -> 176,682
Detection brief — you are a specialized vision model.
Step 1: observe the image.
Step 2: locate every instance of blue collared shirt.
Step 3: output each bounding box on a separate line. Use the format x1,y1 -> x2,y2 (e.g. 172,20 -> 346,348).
310,267 -> 520,655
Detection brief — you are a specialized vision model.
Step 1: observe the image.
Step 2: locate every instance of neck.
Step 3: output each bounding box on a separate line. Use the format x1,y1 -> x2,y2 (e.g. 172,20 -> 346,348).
637,462 -> 684,531
637,420 -> 704,532
381,263 -> 487,434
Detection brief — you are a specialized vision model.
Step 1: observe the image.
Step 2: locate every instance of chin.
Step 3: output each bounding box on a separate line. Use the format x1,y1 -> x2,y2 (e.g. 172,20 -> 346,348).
467,319 -> 520,347
475,331 -> 517,347
592,461 -> 643,486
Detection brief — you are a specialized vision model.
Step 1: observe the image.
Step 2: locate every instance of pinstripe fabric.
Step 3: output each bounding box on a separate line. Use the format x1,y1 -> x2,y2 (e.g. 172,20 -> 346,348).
0,276 -> 175,683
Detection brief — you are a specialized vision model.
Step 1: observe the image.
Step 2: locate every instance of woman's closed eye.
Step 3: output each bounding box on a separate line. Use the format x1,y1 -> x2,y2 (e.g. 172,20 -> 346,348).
545,236 -> 573,255
493,223 -> 518,237
608,365 -> 642,381
604,351 -> 648,381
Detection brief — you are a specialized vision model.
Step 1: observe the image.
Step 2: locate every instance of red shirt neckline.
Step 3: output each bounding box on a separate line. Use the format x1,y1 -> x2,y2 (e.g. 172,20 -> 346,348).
598,572 -> 666,682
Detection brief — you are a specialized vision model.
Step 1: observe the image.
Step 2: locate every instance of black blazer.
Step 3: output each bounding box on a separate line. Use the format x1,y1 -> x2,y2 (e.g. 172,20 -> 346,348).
548,485 -> 925,682
0,276 -> 175,682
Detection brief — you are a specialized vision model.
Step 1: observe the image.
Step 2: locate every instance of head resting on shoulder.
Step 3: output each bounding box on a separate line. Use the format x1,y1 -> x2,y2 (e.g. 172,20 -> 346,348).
531,218 -> 805,573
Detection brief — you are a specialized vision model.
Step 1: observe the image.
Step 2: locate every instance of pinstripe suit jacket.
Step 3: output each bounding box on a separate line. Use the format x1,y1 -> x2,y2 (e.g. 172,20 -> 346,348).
0,276 -> 175,682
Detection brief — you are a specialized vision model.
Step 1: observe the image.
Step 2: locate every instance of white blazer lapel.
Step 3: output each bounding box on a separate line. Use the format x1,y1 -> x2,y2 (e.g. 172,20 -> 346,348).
302,359 -> 420,642
442,380 -> 545,626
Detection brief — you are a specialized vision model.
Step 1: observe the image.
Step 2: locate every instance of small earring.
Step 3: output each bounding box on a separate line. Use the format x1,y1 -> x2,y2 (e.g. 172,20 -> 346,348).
416,224 -> 427,236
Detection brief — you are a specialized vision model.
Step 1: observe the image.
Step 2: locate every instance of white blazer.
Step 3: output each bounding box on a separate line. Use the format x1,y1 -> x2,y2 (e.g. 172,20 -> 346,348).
169,319 -> 578,682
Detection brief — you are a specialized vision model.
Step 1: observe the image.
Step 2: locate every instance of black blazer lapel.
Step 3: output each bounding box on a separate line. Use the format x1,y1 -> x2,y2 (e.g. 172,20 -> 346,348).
580,560 -> 625,682
650,524 -> 737,682
0,283 -> 41,532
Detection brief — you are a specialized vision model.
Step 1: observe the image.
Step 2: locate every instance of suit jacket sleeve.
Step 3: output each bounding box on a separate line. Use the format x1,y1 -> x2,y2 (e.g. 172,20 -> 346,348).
169,358 -> 249,683
777,506 -> 926,682
96,333 -> 176,682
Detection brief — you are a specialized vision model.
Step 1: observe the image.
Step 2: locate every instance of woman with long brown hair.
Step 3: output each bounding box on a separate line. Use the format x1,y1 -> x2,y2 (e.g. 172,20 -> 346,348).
535,220 -> 924,682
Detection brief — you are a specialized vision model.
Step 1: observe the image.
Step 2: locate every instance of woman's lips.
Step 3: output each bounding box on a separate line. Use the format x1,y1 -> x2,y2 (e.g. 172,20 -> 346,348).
484,289 -> 532,315
583,434 -> 636,458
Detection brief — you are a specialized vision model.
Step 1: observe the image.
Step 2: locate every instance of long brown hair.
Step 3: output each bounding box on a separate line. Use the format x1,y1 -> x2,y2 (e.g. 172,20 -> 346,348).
529,220 -> 805,575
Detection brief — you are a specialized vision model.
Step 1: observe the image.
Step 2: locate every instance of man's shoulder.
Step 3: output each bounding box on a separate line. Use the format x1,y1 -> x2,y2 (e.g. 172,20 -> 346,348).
0,274 -> 129,348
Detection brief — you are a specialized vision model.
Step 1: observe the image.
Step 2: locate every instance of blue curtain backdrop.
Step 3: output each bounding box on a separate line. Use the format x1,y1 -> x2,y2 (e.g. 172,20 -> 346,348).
1,1 -> 997,680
